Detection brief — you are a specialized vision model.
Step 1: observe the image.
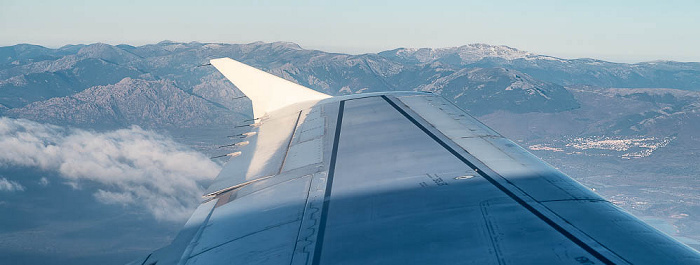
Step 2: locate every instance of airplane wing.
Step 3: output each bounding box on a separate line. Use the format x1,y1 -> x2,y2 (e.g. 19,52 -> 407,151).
129,58 -> 700,265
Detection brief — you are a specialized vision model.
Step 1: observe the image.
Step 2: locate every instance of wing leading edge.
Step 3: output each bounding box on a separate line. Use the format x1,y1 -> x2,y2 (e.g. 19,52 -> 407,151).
129,58 -> 700,265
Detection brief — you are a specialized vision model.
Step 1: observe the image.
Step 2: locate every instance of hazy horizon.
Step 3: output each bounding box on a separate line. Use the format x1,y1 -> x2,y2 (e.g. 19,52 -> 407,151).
2,0 -> 699,63
3,40 -> 700,64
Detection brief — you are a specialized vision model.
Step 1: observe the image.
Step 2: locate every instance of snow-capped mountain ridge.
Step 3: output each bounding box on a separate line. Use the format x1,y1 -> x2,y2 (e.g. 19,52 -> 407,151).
382,43 -> 565,64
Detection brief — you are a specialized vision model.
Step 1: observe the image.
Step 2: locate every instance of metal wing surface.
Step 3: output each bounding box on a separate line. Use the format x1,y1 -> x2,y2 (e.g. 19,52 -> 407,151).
129,58 -> 700,265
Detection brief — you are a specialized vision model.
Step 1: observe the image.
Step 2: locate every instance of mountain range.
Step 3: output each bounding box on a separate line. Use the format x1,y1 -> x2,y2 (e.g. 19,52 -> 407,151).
2,41 -> 699,129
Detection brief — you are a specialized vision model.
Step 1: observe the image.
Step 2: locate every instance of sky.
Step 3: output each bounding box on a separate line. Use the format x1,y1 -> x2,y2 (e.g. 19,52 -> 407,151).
1,0 -> 699,63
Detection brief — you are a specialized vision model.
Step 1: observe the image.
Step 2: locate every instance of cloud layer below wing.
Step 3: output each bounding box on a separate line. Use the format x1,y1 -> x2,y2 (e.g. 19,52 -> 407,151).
0,117 -> 221,221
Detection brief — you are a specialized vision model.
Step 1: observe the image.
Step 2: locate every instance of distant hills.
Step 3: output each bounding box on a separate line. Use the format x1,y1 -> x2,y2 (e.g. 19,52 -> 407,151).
381,44 -> 700,89
3,41 -> 697,129
9,78 -> 247,128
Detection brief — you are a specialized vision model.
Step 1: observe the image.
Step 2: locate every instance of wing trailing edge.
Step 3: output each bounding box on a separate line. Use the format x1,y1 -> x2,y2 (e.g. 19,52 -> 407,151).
210,58 -> 331,119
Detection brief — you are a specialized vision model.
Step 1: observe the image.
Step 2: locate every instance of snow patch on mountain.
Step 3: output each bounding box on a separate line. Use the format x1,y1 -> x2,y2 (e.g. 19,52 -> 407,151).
385,43 -> 565,64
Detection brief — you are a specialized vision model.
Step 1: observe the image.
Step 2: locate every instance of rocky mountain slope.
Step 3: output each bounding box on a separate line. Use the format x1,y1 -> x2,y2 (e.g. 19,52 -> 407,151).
8,78 -> 246,128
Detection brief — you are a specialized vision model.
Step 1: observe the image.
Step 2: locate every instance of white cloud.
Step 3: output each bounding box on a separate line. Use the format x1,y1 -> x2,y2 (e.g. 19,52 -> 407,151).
38,177 -> 49,186
0,117 -> 221,221
0,177 -> 25,192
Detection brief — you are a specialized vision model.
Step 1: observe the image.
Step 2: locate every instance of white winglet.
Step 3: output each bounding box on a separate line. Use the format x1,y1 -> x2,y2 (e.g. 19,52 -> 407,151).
210,58 -> 331,119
